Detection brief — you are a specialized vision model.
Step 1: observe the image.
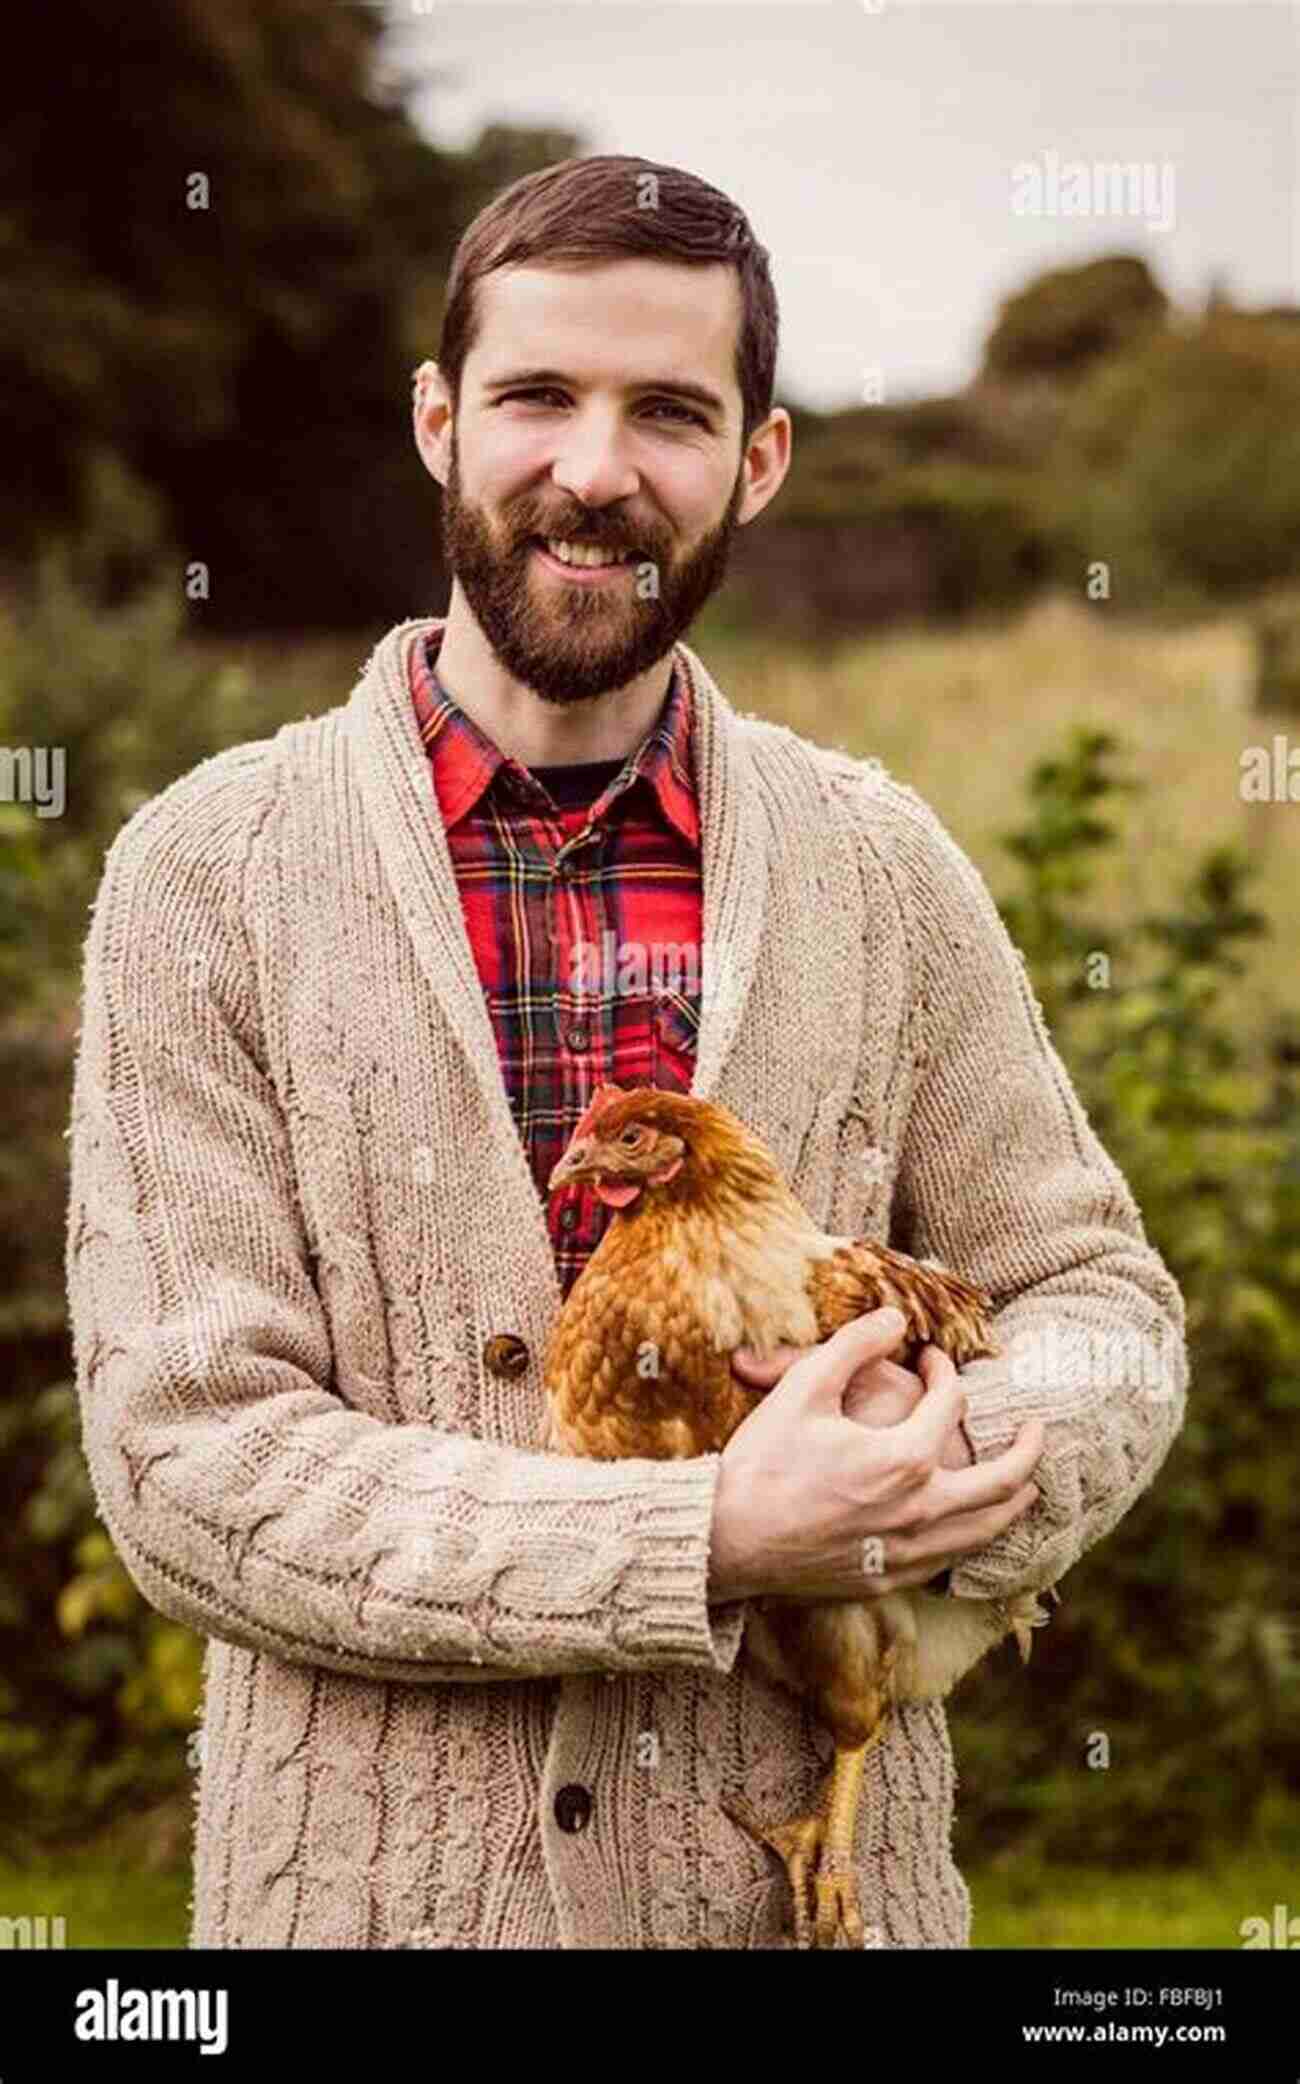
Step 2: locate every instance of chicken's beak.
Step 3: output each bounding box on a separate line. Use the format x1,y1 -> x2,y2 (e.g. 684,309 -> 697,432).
548,1139 -> 594,1192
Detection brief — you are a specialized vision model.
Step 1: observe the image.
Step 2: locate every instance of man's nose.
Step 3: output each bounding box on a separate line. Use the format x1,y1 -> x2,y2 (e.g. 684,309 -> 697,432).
550,411 -> 640,510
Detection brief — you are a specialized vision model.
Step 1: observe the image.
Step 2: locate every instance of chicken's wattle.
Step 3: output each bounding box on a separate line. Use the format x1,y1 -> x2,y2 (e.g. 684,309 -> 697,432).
594,1180 -> 640,1208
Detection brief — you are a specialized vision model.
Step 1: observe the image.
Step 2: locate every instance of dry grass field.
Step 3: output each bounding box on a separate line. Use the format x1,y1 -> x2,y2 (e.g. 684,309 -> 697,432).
700,592 -> 1298,1027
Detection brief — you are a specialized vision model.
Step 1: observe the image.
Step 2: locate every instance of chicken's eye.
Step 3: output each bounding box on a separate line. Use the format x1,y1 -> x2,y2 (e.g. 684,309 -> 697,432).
618,1124 -> 643,1147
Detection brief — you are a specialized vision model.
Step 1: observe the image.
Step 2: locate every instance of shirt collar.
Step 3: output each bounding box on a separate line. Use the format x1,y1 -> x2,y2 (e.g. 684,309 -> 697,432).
410,626 -> 700,851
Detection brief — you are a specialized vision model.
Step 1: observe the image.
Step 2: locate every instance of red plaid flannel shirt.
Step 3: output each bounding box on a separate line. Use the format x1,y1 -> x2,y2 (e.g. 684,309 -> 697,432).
411,628 -> 703,1297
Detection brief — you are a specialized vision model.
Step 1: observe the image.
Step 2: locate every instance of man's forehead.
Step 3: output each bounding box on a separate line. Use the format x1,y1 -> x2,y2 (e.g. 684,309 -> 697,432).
470,260 -> 741,394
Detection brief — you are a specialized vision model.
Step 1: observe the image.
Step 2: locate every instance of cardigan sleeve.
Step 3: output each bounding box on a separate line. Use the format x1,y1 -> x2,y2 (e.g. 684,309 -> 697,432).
65,756 -> 745,1687
879,780 -> 1188,1602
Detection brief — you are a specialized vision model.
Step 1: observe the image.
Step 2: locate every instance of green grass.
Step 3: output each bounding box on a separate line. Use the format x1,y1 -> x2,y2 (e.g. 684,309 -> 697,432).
0,1849 -> 1290,1948
0,1861 -> 190,1948
970,1849 -> 1299,1947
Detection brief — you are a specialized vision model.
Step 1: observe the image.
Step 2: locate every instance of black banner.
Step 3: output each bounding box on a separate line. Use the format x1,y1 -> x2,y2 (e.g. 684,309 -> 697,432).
0,1946 -> 1291,2072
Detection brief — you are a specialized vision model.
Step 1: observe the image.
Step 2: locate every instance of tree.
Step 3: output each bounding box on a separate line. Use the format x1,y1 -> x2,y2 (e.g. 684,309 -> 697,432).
0,0 -> 580,627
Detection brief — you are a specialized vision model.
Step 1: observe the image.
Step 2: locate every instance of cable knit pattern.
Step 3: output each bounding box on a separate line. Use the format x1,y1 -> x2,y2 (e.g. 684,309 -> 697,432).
65,615 -> 1186,1948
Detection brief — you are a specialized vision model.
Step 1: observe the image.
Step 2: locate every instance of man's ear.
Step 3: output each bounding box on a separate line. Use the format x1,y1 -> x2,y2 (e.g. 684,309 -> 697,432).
733,404 -> 792,530
412,360 -> 453,486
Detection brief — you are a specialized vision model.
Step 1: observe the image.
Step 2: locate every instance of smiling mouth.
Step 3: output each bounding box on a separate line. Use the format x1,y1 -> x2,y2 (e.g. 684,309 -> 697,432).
529,536 -> 641,567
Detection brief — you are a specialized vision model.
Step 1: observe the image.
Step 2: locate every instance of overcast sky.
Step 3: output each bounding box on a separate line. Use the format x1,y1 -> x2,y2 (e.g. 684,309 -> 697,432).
379,0 -> 1298,411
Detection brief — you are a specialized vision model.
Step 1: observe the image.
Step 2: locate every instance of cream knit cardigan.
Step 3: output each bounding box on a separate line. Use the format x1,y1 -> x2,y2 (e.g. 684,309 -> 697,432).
65,616 -> 1187,1949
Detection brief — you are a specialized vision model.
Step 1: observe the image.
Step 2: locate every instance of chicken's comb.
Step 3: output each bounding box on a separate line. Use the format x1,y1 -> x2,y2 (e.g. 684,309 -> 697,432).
569,1082 -> 626,1145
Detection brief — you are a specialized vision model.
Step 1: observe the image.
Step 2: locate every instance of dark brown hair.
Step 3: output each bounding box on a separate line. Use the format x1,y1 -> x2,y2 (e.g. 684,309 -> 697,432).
435,154 -> 779,450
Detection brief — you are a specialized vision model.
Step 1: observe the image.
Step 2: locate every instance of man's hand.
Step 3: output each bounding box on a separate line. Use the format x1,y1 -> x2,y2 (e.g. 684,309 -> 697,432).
708,1308 -> 1043,1603
733,1341 -> 975,1470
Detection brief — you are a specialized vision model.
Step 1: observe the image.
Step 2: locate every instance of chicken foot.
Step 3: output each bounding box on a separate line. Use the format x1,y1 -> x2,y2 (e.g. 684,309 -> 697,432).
722,1719 -> 886,1949
810,1734 -> 876,1948
720,1792 -> 826,1949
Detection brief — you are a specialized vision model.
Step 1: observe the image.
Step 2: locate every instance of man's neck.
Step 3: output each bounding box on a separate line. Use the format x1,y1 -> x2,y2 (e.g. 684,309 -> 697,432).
431,587 -> 677,766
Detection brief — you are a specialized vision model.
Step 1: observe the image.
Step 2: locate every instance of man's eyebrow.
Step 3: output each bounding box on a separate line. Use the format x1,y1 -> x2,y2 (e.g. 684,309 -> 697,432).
482,368 -> 727,416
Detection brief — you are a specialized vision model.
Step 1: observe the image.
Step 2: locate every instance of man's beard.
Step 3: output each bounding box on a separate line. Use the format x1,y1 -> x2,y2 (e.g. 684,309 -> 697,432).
437,434 -> 746,705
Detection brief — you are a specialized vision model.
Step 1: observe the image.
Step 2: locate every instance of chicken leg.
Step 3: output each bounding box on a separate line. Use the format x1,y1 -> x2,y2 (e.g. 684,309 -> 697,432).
811,1734 -> 877,1948
720,1791 -> 826,1949
723,1648 -> 895,1949
722,1733 -> 883,1949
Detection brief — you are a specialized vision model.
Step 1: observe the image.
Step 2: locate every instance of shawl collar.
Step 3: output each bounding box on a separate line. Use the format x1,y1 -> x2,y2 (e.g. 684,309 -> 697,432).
344,616 -> 771,1230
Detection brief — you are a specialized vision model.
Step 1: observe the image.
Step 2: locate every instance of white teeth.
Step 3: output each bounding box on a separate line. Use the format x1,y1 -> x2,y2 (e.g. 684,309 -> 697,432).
545,538 -> 631,569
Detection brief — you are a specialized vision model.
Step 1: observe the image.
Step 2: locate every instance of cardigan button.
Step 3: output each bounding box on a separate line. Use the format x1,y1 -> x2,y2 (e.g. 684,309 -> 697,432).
483,1334 -> 530,1380
554,1784 -> 591,1833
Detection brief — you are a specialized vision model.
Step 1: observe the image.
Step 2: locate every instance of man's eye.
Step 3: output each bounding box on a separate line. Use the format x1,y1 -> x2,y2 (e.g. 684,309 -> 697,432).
498,389 -> 705,429
645,400 -> 707,427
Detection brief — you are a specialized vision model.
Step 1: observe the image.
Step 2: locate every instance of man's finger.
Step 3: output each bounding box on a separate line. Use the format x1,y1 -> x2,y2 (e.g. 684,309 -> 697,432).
847,1355 -> 922,1398
843,1360 -> 926,1426
926,1418 -> 1046,1513
885,1482 -> 1041,1570
731,1342 -> 808,1385
885,1346 -> 965,1465
782,1308 -> 909,1405
916,1344 -> 960,1392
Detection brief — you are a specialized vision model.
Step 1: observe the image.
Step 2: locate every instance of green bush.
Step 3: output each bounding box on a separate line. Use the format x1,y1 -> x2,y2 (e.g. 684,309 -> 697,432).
0,1384 -> 202,1858
953,730 -> 1300,1866
0,450 -> 271,1005
734,462 -> 1056,634
856,460 -> 1055,618
0,472 -> 255,1853
1049,311 -> 1300,609
983,254 -> 1169,384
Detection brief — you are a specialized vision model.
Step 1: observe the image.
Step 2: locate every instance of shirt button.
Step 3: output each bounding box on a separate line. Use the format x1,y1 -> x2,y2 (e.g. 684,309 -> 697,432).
566,1024 -> 590,1052
482,1334 -> 529,1380
554,1784 -> 592,1833
559,1203 -> 579,1233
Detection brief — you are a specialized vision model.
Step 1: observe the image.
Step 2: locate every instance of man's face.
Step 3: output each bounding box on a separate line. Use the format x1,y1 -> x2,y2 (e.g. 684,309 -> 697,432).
430,259 -> 763,704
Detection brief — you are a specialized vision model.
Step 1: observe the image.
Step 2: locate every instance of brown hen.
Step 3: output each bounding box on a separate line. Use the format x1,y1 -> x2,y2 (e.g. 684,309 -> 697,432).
543,1083 -> 1055,1950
